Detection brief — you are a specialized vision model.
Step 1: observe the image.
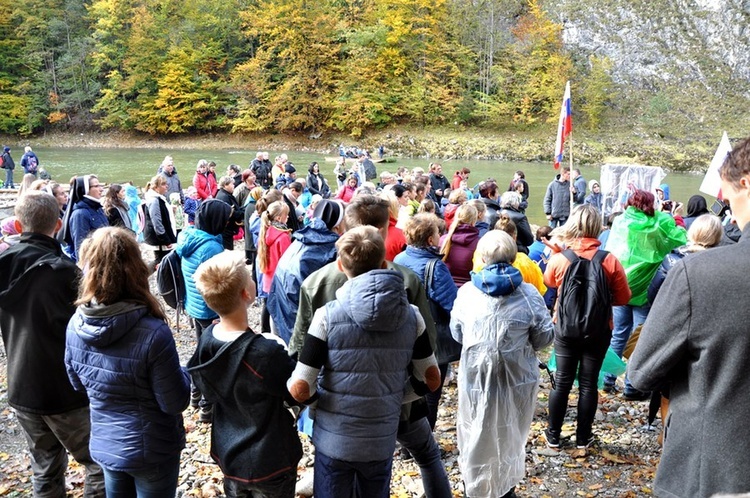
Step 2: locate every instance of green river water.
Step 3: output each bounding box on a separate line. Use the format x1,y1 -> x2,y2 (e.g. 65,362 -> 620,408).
27,146 -> 707,226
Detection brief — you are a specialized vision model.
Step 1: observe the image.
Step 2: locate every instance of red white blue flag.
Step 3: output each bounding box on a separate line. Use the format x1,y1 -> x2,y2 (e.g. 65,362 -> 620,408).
554,81 -> 572,170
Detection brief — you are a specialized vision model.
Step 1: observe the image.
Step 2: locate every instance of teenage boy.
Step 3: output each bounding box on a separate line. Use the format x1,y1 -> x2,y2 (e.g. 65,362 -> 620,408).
187,251 -> 301,498
288,226 -> 440,498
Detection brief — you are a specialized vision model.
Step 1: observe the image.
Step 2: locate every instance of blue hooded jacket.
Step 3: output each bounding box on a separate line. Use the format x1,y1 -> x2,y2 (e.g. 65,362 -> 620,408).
471,263 -> 524,297
267,218 -> 339,344
176,200 -> 231,320
65,303 -> 189,472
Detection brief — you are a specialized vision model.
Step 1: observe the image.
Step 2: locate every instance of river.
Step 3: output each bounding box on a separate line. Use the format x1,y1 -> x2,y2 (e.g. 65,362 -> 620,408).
23,146 -> 707,226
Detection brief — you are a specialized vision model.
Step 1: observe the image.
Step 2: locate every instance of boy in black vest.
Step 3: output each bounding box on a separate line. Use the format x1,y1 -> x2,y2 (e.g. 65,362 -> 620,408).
288,226 -> 440,498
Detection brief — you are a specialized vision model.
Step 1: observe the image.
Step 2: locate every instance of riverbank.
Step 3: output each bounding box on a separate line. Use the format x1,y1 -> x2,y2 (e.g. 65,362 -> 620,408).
3,127 -> 728,173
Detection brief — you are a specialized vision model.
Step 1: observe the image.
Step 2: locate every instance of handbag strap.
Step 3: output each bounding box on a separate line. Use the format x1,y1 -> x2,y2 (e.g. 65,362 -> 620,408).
424,258 -> 438,295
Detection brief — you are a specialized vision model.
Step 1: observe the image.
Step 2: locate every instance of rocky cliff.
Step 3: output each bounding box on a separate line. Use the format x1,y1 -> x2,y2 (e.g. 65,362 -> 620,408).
551,0 -> 750,95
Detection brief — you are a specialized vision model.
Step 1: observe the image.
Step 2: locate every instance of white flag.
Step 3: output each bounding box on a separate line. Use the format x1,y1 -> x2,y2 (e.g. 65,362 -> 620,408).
699,131 -> 732,199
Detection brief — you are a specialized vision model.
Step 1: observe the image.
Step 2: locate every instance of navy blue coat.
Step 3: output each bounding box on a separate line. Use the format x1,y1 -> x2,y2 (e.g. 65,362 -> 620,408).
267,219 -> 339,344
65,304 -> 190,472
68,197 -> 108,262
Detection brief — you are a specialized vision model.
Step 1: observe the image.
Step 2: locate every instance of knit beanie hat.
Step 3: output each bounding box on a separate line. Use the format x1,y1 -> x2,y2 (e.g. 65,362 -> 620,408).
285,164 -> 296,174
312,199 -> 345,230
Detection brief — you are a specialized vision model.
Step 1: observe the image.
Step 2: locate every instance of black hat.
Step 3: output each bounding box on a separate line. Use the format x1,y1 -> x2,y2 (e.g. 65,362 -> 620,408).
312,200 -> 345,230
285,164 -> 296,174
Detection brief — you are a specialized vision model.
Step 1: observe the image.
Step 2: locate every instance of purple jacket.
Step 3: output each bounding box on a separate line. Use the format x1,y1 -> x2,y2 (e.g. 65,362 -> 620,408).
440,224 -> 480,287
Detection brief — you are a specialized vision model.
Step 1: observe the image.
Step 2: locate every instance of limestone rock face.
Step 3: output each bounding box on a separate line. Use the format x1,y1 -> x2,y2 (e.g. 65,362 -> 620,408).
549,0 -> 750,93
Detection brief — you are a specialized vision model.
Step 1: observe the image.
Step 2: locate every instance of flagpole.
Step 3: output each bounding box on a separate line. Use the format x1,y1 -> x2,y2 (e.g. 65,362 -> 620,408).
569,102 -> 574,215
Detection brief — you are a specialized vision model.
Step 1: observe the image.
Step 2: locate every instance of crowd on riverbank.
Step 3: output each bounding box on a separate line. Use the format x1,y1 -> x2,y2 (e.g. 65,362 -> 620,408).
2,137 -> 750,497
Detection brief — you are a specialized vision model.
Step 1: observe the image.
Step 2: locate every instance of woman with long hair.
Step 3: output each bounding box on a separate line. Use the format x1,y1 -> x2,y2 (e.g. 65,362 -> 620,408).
307,162 -> 330,199
59,175 -> 108,262
440,203 -> 480,287
65,227 -> 190,496
603,189 -> 686,398
544,205 -> 631,449
103,184 -> 133,231
143,175 -> 177,268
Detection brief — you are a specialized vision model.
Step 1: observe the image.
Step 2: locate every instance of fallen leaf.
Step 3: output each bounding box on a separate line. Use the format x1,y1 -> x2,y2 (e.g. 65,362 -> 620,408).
602,450 -> 629,464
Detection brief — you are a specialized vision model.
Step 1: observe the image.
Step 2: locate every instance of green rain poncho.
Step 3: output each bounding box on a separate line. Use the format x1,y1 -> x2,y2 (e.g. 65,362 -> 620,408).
605,207 -> 687,306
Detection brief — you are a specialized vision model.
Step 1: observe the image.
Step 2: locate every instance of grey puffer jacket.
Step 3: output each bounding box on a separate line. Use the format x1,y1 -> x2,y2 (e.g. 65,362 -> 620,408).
313,270 -> 419,462
543,176 -> 571,220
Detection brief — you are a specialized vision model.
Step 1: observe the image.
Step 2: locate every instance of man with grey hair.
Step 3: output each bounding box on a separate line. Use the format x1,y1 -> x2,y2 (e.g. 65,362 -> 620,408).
0,191 -> 104,497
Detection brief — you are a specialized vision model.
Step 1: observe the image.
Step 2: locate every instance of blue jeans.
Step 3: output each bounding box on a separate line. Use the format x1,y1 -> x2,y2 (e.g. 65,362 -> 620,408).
548,217 -> 567,228
5,168 -> 13,189
397,417 -> 452,498
224,469 -> 296,498
314,451 -> 392,498
102,455 -> 181,498
606,304 -> 650,391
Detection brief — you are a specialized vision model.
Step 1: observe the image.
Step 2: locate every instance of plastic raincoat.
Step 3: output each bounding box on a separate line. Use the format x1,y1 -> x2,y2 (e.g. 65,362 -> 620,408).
450,264 -> 553,498
604,207 -> 686,306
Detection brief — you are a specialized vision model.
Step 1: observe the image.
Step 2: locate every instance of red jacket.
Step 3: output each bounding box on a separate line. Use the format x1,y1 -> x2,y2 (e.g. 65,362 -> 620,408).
193,173 -> 212,200
385,217 -> 406,262
207,172 -> 218,198
261,226 -> 292,293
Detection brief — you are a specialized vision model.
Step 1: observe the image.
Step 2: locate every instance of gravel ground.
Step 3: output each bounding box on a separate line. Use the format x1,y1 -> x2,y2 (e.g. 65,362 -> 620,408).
0,243 -> 662,497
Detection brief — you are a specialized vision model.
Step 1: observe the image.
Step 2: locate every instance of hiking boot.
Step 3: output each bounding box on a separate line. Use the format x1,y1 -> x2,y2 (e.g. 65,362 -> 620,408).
543,429 -> 560,449
199,405 -> 213,424
576,434 -> 596,449
623,389 -> 651,401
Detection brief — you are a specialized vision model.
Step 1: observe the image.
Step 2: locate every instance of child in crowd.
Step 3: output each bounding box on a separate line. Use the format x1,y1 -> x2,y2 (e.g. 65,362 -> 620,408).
170,192 -> 185,236
187,251 -> 302,498
288,226 -> 440,498
183,186 -> 201,226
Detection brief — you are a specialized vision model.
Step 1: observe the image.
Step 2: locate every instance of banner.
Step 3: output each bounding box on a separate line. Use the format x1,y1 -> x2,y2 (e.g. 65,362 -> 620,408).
600,164 -> 666,218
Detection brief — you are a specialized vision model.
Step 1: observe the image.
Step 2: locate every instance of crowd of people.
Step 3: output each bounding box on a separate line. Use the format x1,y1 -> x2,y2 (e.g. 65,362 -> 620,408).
2,139 -> 750,498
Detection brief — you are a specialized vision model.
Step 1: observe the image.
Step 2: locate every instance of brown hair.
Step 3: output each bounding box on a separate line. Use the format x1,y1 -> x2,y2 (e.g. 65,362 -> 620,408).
336,226 -> 385,277
403,214 -> 440,248
494,214 -> 517,240
344,195 -> 390,230
720,136 -> 750,190
76,227 -> 165,320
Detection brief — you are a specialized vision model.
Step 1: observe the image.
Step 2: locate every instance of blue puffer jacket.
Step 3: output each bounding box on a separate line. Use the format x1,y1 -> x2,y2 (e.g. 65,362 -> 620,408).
68,197 -> 108,262
314,270 -> 419,462
393,245 -> 457,314
65,302 -> 190,472
176,226 -> 223,320
267,219 -> 338,344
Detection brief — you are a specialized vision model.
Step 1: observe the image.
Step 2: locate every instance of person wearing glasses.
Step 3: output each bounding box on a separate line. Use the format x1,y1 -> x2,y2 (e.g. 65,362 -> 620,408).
59,175 -> 108,262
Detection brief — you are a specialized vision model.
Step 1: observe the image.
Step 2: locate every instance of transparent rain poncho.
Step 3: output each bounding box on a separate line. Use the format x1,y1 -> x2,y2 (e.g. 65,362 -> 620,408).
450,282 -> 553,498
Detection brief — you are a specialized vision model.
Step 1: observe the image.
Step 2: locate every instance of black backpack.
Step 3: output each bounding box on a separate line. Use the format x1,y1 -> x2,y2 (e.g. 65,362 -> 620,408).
157,249 -> 186,312
555,249 -> 612,340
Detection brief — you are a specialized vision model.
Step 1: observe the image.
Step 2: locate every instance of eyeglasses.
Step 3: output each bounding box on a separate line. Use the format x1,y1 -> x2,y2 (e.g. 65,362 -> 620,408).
90,184 -> 102,189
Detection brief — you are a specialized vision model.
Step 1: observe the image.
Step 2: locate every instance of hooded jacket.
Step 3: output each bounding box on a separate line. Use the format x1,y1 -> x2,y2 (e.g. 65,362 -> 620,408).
187,328 -> 302,483
176,200 -> 231,320
68,196 -> 108,262
261,225 -> 292,294
441,224 -> 480,287
0,233 -> 89,414
65,303 -> 190,471
158,167 -> 184,204
451,264 -> 554,498
480,197 -> 502,228
267,219 -> 339,344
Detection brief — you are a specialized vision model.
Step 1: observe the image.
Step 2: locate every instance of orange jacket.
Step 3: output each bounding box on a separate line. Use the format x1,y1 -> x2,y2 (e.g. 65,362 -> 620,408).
544,237 -> 631,326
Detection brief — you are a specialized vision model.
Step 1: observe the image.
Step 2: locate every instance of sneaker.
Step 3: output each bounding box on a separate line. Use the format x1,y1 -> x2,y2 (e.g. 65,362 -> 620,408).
623,389 -> 651,401
576,435 -> 595,449
543,429 -> 560,449
199,406 -> 213,423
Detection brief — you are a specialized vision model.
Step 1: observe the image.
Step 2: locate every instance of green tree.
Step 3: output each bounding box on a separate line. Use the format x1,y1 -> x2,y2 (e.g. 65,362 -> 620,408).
580,55 -> 614,130
230,0 -> 344,133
